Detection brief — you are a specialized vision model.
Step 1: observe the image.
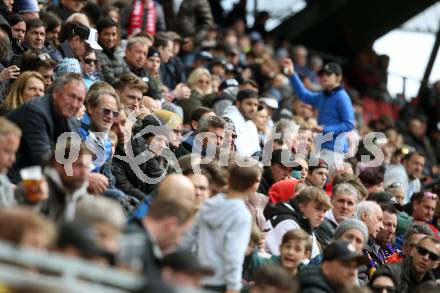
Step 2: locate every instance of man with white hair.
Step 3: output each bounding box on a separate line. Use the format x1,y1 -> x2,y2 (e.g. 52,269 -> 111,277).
355,200 -> 384,284
66,13 -> 91,27
316,183 -> 359,248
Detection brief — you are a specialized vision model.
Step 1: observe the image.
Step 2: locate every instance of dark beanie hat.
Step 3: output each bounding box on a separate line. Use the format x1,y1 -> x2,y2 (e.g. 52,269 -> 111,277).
236,89 -> 258,102
147,46 -> 160,59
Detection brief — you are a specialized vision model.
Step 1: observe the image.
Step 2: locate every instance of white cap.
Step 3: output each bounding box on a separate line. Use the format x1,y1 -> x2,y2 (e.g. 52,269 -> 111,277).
86,28 -> 102,51
259,97 -> 278,109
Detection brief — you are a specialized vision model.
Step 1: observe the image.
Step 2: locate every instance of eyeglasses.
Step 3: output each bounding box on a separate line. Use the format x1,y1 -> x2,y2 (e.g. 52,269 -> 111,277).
416,246 -> 440,261
84,58 -> 98,65
101,107 -> 119,118
424,192 -> 438,201
371,285 -> 396,293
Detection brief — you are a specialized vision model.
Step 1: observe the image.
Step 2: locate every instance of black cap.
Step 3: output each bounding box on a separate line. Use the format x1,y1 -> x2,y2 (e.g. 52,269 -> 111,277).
162,250 -> 214,276
219,79 -> 239,91
71,22 -> 90,41
147,46 -> 160,59
321,62 -> 342,76
140,115 -> 170,139
195,51 -> 213,61
211,57 -> 227,68
271,149 -> 293,168
323,240 -> 368,265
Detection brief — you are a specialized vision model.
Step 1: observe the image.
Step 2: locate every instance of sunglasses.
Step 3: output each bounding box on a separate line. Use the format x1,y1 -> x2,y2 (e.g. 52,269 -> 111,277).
101,107 -> 119,118
387,182 -> 404,189
84,58 -> 98,65
371,285 -> 396,293
416,246 -> 440,261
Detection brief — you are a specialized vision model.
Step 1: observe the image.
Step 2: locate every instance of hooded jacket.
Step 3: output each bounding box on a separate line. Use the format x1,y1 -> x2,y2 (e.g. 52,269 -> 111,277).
186,193 -> 252,291
263,198 -> 321,258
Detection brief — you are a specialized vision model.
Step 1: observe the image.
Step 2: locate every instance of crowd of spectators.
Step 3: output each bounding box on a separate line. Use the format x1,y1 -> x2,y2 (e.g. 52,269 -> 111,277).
0,0 -> 439,292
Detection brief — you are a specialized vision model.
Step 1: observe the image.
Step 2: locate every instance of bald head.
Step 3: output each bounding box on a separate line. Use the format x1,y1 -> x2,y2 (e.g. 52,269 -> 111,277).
157,174 -> 196,200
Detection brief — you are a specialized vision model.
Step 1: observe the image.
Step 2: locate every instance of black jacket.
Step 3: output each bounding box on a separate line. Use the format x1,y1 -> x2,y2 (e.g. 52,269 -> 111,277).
316,217 -> 337,249
257,167 -> 274,195
112,139 -> 149,200
380,256 -> 437,293
264,197 -> 313,234
7,96 -> 79,183
299,264 -> 336,293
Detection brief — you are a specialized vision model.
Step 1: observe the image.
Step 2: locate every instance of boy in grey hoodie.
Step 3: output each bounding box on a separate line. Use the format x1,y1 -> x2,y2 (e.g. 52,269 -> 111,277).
181,161 -> 262,293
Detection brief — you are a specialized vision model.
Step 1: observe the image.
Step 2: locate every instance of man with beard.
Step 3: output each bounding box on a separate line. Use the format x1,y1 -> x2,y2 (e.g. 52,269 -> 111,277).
376,203 -> 398,263
222,89 -> 260,156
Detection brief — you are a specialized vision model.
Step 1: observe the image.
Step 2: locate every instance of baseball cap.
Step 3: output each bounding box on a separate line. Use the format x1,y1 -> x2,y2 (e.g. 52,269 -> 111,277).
219,79 -> 239,91
259,97 -> 278,109
147,46 -> 160,59
71,23 -> 102,51
162,250 -> 214,276
321,63 -> 342,76
323,240 -> 368,265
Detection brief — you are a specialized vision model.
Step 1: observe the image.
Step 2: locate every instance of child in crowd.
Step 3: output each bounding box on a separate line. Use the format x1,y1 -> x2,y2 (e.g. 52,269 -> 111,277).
183,161 -> 262,293
271,229 -> 312,277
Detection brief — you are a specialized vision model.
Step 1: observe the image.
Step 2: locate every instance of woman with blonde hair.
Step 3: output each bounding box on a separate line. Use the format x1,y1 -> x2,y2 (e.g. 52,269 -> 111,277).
0,71 -> 45,115
178,67 -> 213,124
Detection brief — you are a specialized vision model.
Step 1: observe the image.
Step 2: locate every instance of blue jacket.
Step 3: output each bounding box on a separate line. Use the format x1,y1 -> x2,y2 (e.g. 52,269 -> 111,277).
289,74 -> 355,153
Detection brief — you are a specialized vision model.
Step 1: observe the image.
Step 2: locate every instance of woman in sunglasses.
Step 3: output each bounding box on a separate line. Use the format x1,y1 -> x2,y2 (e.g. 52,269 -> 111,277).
80,46 -> 101,91
77,88 -> 125,200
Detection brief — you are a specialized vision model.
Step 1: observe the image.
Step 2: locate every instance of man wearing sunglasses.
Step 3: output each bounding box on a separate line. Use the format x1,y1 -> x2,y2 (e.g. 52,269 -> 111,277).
381,235 -> 440,293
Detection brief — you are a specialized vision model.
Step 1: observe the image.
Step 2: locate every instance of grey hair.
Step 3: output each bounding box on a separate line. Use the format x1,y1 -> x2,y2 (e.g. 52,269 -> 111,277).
332,183 -> 360,202
86,89 -> 120,110
354,200 -> 380,220
52,72 -> 84,93
404,223 -> 434,240
75,196 -> 125,230
126,37 -> 149,50
66,13 -> 90,26
198,116 -> 226,133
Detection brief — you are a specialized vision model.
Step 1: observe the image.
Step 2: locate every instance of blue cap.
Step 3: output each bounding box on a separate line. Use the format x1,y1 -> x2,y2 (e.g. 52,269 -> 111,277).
55,58 -> 82,80
13,0 -> 39,13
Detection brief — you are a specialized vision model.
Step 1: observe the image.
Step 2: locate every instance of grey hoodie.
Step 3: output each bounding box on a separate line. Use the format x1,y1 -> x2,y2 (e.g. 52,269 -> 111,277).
184,193 -> 252,291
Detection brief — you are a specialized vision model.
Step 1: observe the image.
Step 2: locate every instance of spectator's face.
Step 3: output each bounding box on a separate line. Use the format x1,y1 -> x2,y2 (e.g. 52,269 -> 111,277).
25,26 -> 45,50
411,239 -> 440,276
323,259 -> 357,287
53,79 -> 86,118
111,112 -> 132,146
292,100 -> 313,119
62,0 -> 86,12
253,108 -> 268,132
146,56 -> 161,72
147,135 -> 168,156
376,211 -> 397,245
3,0 -> 13,11
338,229 -> 365,253
81,52 -> 98,75
57,153 -> 91,190
88,94 -> 119,132
294,48 -> 307,67
37,67 -> 54,91
11,21 -> 26,42
409,119 -> 426,138
125,42 -> 148,69
20,229 -> 51,251
271,164 -> 292,182
72,36 -> 86,59
403,154 -> 425,179
187,174 -> 210,210
158,40 -> 173,63
387,187 -> 405,206
237,98 -> 259,120
321,73 -> 342,90
117,87 -> 143,111
93,222 -> 120,254
169,126 -> 182,148
98,26 -> 118,49
331,192 -> 356,223
46,26 -> 61,46
403,234 -> 426,256
307,168 -> 328,188
299,201 -> 326,229
295,159 -> 308,183
0,133 -> 20,174
195,74 -> 211,95
367,182 -> 384,194
22,77 -> 44,103
363,207 -> 384,238
297,130 -> 313,155
412,197 -> 437,223
205,127 -> 225,148
279,239 -> 308,271
370,276 -> 396,292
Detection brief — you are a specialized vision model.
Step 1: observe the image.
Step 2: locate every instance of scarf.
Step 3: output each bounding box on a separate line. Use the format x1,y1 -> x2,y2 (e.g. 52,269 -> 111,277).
128,0 -> 156,36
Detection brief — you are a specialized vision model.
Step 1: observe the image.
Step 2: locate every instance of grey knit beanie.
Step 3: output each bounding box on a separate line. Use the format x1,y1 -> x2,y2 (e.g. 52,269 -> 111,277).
334,218 -> 369,245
